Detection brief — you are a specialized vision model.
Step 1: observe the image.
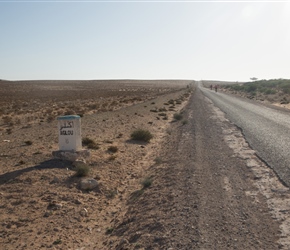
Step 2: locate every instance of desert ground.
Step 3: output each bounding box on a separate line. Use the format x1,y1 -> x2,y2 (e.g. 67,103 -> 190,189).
1,80 -> 290,250
0,80 -> 192,249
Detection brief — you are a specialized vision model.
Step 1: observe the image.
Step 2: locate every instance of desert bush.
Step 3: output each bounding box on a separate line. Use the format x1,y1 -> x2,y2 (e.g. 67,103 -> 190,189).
108,146 -> 118,153
158,107 -> 167,112
174,113 -> 183,121
106,228 -> 114,235
245,85 -> 257,93
74,163 -> 90,177
82,137 -> 99,149
264,89 -> 276,95
141,177 -> 153,188
24,140 -> 33,146
106,189 -> 117,199
53,239 -> 62,245
182,120 -> 188,125
226,79 -> 290,95
131,129 -> 153,142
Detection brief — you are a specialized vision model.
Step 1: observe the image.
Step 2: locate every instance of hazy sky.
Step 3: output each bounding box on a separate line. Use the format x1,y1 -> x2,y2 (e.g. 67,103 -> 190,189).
1,1 -> 290,82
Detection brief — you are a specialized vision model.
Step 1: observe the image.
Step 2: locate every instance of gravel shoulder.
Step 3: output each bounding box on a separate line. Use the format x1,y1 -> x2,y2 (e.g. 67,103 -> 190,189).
111,87 -> 290,249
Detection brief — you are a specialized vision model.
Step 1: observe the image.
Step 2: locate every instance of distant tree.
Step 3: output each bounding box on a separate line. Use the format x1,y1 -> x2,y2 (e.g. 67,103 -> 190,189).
250,77 -> 258,81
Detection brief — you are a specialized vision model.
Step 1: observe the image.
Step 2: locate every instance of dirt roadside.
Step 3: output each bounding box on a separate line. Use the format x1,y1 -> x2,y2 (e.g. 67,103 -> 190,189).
110,87 -> 290,249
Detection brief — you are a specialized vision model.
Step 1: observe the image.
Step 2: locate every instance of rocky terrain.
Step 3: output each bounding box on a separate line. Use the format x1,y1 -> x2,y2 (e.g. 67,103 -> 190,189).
0,80 -> 192,249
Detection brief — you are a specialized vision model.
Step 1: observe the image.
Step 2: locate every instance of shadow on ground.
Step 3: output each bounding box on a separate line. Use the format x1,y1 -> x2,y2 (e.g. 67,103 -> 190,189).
0,159 -> 72,185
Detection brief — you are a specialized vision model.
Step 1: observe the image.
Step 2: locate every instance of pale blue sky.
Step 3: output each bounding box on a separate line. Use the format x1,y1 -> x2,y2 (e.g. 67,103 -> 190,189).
1,1 -> 290,81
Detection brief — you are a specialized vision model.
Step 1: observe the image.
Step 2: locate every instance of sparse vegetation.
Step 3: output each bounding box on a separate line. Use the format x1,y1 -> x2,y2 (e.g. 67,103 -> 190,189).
131,129 -> 153,142
53,239 -> 62,245
108,145 -> 118,153
174,113 -> 183,121
141,176 -> 153,189
106,189 -> 117,199
106,228 -> 114,235
0,80 -> 197,249
182,120 -> 188,125
158,107 -> 167,112
224,79 -> 290,95
24,140 -> 33,146
82,137 -> 99,150
74,163 -> 90,177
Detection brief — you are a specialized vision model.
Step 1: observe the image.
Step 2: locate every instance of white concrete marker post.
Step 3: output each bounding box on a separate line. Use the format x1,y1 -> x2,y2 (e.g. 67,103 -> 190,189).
52,115 -> 90,162
58,115 -> 82,151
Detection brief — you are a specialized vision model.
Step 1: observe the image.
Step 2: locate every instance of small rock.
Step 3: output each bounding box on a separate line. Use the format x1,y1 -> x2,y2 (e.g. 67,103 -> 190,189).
44,211 -> 52,217
75,199 -> 82,204
80,208 -> 88,217
80,178 -> 98,190
50,177 -> 60,184
73,158 -> 87,168
47,201 -> 63,210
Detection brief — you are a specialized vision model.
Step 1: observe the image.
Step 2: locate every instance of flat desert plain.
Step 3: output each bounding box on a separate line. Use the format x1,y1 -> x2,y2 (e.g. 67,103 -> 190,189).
0,80 -> 193,249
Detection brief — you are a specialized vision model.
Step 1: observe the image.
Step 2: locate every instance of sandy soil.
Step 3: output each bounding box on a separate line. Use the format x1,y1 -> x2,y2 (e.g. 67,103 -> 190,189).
0,80 -> 192,249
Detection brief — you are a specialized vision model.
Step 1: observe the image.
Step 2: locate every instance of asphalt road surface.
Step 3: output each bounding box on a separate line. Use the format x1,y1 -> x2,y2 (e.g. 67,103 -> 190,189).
200,82 -> 290,187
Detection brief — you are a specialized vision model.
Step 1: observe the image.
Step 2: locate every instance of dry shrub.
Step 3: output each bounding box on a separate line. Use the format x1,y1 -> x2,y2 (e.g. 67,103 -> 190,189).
82,137 -> 99,150
108,146 -> 118,153
74,163 -> 90,177
131,129 -> 153,142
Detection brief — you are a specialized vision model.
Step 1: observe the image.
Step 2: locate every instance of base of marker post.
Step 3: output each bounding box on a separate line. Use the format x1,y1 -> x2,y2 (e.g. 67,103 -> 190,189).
52,149 -> 90,162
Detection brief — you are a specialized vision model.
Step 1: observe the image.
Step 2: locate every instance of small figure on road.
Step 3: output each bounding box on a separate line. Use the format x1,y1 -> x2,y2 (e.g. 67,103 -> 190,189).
210,84 -> 213,90
214,85 -> 218,92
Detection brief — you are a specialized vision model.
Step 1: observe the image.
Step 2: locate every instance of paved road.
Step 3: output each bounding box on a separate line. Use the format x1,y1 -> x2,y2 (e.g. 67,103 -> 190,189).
199,83 -> 290,187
